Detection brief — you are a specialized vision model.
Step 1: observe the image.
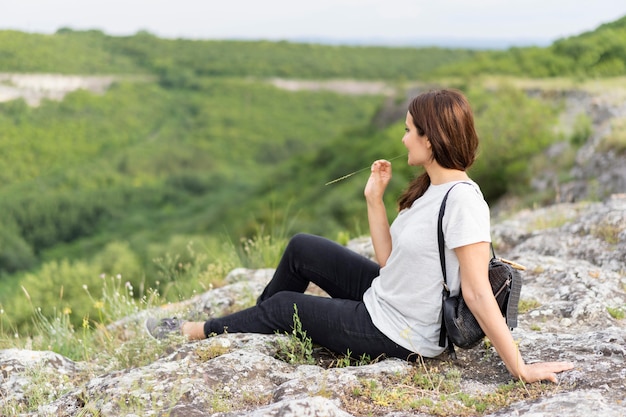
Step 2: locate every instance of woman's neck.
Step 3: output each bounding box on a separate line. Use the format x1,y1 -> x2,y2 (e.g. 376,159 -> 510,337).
426,164 -> 469,185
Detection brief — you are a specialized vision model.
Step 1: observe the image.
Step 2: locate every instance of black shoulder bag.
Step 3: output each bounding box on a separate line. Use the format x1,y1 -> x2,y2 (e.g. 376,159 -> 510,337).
437,182 -> 523,359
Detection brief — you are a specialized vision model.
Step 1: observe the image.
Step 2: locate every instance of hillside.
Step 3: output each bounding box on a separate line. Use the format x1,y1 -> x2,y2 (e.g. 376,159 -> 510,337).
434,14 -> 626,78
0,29 -> 476,80
1,17 -> 626,336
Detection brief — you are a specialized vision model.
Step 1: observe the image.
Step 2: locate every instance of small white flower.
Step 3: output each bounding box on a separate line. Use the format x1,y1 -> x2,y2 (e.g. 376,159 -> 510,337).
399,327 -> 411,340
82,284 -> 88,291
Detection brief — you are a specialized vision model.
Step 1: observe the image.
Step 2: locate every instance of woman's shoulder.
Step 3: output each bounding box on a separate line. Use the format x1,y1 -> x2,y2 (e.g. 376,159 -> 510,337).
445,180 -> 488,208
451,180 -> 483,196
415,179 -> 485,210
437,180 -> 482,198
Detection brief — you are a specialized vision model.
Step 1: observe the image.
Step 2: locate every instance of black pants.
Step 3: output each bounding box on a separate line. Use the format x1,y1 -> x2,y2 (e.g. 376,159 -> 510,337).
204,233 -> 415,360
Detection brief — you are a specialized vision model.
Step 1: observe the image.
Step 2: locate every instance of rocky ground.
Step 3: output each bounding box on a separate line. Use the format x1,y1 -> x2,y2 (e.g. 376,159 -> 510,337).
1,194 -> 625,416
0,73 -> 118,106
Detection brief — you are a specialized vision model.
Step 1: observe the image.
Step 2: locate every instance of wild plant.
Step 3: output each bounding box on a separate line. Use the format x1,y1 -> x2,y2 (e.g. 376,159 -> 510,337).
343,362 -> 556,417
152,239 -> 239,302
275,304 -> 315,365
607,305 -> 625,319
599,116 -> 626,154
332,349 -> 375,368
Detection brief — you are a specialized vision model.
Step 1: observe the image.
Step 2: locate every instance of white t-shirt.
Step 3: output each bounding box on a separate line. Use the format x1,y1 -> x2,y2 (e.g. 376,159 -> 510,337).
362,180 -> 491,357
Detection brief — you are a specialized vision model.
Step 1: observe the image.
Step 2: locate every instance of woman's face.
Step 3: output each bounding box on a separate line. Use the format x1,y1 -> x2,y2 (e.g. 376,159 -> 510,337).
403,111 -> 432,167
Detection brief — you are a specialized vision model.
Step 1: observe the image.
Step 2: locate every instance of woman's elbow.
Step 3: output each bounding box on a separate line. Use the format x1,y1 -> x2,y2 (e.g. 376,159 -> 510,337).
462,287 -> 491,312
375,252 -> 390,267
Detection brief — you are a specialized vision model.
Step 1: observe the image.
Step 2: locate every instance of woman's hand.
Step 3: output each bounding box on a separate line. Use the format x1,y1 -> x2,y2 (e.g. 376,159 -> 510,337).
456,243 -> 575,385
364,159 -> 392,202
520,361 -> 575,383
365,159 -> 393,265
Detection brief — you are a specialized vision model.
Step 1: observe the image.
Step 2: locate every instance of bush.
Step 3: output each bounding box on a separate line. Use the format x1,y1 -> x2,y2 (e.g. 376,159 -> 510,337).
467,84 -> 560,201
0,223 -> 36,274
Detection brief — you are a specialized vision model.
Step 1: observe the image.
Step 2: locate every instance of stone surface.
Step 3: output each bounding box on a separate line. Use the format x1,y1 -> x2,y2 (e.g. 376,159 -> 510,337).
0,73 -> 117,106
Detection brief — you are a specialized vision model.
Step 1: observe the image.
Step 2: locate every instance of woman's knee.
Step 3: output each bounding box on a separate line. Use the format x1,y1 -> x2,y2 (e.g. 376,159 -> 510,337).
286,233 -> 315,253
282,233 -> 322,264
257,291 -> 305,328
286,233 -> 337,258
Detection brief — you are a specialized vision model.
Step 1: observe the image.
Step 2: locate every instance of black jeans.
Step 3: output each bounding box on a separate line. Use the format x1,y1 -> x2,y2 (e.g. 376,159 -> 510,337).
204,233 -> 415,360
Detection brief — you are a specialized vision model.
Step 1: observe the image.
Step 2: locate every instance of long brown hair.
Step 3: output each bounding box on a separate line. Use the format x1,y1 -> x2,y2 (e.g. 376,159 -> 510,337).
397,89 -> 479,211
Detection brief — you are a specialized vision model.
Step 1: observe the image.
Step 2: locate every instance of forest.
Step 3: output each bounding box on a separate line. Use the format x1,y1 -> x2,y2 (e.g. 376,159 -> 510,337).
0,14 -> 625,334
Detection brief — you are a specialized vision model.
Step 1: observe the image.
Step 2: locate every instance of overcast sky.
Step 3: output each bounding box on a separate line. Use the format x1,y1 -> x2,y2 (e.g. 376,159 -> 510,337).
2,0 -> 626,48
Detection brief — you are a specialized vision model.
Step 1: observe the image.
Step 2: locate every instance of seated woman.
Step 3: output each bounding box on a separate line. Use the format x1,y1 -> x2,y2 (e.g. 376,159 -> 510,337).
147,88 -> 574,383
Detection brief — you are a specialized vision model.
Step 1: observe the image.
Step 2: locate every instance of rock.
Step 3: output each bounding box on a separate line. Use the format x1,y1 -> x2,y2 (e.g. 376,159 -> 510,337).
556,91 -> 626,202
487,390 -> 624,417
0,349 -> 82,405
0,73 -> 117,106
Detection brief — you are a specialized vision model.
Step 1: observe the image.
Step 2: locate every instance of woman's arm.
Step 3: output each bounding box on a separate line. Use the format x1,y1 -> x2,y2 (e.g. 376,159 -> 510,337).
364,160 -> 393,266
455,242 -> 574,383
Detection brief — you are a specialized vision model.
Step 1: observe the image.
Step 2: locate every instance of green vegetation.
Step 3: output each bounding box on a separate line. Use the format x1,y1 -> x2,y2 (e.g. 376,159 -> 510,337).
591,221 -> 623,244
342,361 -> 557,416
333,349 -> 374,368
0,29 -> 475,80
435,15 -> 626,78
465,84 -> 561,201
607,305 -> 625,320
599,115 -> 626,154
570,113 -> 593,146
275,304 -> 315,365
518,299 -> 542,314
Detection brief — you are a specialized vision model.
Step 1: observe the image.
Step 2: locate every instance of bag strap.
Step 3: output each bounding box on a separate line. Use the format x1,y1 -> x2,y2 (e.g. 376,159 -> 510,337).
437,181 -> 478,289
437,181 -> 495,357
437,182 -> 470,354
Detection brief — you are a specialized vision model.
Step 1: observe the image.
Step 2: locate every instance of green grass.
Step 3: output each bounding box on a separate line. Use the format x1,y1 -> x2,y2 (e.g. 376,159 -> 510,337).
607,306 -> 625,319
518,299 -> 542,314
599,116 -> 626,154
592,221 -> 623,245
0,232 -> 286,414
340,361 -> 558,416
528,211 -> 574,231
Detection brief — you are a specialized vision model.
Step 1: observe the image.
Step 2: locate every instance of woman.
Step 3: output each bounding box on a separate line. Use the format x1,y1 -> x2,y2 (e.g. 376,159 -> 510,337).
146,89 -> 574,383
